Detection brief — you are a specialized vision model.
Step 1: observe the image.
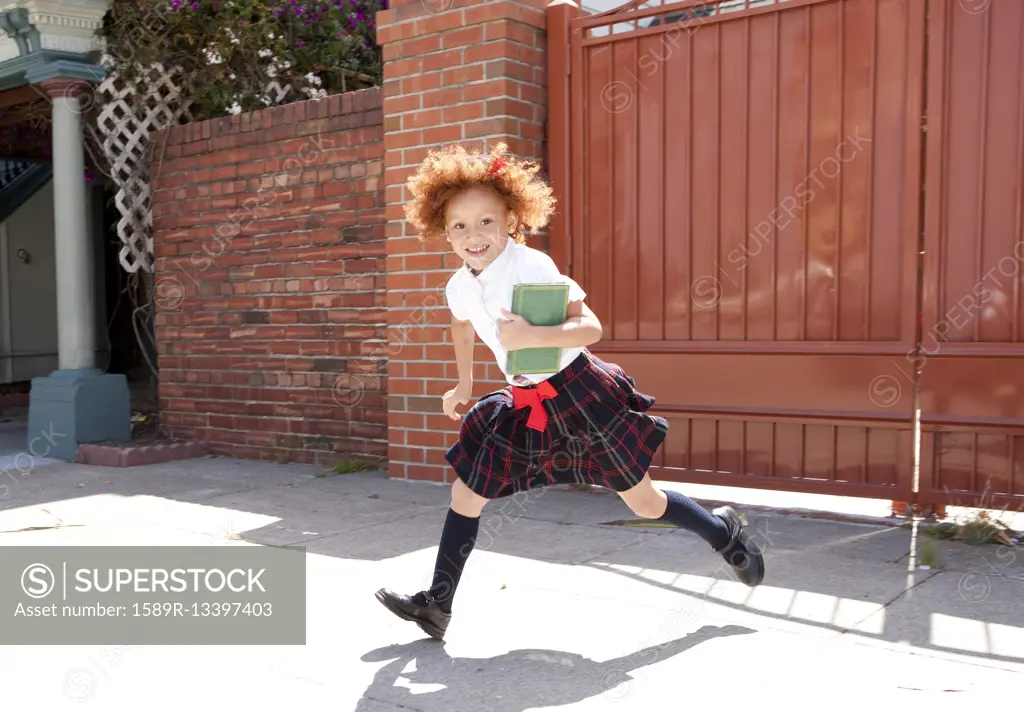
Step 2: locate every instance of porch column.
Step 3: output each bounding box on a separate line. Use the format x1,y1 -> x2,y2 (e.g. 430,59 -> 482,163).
41,78 -> 95,370
25,76 -> 131,461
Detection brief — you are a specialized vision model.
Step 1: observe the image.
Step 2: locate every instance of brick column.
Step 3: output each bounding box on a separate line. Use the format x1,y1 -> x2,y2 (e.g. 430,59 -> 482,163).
376,0 -> 549,483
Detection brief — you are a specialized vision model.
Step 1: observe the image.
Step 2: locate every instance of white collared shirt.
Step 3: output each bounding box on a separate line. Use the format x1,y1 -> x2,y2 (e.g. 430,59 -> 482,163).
445,238 -> 587,385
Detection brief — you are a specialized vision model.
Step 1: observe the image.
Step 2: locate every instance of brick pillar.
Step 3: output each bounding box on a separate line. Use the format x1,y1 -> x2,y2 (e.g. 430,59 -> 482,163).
376,0 -> 549,483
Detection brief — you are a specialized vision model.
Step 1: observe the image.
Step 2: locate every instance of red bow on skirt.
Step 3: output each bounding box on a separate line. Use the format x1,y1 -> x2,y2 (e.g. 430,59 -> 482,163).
511,381 -> 557,431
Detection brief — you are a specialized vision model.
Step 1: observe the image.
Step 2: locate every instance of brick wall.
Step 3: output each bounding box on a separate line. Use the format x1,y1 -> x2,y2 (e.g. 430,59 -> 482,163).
377,0 -> 550,483
150,88 -> 388,465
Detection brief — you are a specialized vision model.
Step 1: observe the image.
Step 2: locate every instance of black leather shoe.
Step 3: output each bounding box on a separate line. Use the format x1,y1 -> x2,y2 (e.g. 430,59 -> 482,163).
712,506 -> 765,587
375,588 -> 451,640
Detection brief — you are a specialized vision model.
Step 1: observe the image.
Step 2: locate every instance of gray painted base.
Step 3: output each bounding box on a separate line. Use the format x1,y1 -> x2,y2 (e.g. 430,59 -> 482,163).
27,369 -> 131,461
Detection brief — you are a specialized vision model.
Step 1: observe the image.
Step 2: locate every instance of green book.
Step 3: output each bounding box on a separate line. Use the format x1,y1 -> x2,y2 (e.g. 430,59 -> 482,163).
505,282 -> 569,375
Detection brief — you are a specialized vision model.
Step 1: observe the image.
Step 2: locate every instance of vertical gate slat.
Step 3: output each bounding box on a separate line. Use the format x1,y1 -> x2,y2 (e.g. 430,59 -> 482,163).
973,8 -> 991,344
743,15 -> 751,340
772,10 -> 780,341
719,15 -> 749,341
834,1 -> 846,343
1016,5 -> 1024,344
862,0 -> 877,342
800,3 -> 810,343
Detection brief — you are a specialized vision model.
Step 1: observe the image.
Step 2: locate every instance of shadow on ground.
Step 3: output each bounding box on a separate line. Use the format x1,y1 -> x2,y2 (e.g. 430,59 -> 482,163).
355,624 -> 753,712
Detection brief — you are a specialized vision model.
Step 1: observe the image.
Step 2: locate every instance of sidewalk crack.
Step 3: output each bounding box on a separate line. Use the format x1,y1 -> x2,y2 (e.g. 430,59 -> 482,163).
361,693 -> 425,711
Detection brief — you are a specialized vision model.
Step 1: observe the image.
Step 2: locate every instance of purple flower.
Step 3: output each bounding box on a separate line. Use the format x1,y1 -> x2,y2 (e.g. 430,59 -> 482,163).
192,1 -> 198,7
171,0 -> 181,8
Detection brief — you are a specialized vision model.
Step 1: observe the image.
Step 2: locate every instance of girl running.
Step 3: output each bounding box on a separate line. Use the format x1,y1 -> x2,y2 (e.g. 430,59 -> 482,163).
376,143 -> 765,641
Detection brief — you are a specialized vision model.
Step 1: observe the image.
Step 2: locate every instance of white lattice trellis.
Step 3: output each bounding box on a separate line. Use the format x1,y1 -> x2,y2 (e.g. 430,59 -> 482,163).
95,62 -> 193,273
94,60 -> 298,274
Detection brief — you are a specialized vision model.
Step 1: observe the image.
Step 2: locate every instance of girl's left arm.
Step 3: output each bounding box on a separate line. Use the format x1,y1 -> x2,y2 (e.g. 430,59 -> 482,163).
524,299 -> 603,348
504,252 -> 602,349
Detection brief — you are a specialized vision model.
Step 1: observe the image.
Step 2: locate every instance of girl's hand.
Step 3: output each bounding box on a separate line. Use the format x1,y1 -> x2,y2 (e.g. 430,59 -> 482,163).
497,308 -> 536,351
442,381 -> 473,421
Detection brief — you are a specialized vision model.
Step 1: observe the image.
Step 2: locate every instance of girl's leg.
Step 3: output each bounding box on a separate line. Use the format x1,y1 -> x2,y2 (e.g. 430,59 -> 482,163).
411,478 -> 488,612
618,474 -> 729,545
376,478 -> 488,640
618,475 -> 765,586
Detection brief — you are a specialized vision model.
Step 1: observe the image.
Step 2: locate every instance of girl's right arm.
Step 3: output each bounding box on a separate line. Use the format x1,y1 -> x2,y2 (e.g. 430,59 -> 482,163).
442,315 -> 476,420
451,316 -> 476,391
443,276 -> 476,419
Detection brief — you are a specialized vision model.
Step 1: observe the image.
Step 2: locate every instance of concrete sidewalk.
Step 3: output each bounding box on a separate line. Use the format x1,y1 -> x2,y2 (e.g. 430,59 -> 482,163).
1,455 -> 1022,709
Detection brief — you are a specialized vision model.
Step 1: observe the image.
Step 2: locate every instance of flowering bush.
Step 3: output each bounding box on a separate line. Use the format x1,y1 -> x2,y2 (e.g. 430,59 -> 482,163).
98,0 -> 384,119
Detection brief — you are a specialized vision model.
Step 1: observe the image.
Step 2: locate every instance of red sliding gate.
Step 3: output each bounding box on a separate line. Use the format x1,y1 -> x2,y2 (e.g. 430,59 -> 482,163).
546,0 -> 1024,510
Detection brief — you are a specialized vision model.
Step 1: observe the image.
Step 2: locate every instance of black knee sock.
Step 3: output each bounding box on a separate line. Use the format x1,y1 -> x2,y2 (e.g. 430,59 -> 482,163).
412,508 -> 479,613
657,489 -> 731,550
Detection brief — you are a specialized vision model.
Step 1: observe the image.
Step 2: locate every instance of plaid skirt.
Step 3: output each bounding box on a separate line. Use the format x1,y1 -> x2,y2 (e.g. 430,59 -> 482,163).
445,350 -> 669,500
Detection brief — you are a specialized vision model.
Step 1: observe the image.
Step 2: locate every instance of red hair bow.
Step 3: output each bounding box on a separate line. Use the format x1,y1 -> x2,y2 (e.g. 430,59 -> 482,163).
488,156 -> 507,176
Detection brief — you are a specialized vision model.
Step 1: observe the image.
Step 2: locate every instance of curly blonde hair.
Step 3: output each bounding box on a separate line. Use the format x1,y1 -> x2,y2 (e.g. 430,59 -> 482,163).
402,142 -> 556,244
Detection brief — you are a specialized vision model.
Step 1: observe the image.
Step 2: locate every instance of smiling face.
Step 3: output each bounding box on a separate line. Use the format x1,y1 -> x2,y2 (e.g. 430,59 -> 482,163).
444,186 -> 517,272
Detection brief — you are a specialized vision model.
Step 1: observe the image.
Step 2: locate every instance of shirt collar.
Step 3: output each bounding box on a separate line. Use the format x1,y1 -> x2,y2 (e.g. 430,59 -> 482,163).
465,237 -> 515,285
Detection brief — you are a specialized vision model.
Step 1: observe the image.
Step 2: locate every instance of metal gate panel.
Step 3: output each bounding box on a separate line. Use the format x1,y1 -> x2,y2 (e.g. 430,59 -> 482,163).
918,0 -> 1024,509
562,0 -> 922,498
